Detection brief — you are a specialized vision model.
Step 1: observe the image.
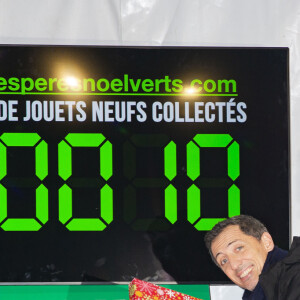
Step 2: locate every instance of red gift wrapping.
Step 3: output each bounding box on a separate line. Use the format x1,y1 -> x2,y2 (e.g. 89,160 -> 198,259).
129,278 -> 203,300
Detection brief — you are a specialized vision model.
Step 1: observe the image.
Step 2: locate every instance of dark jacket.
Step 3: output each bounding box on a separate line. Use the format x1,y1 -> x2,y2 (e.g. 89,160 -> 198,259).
243,237 -> 300,300
260,237 -> 300,300
243,246 -> 288,300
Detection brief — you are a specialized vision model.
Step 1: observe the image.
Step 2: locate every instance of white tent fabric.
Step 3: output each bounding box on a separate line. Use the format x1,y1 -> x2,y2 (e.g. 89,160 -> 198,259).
1,0 -> 300,298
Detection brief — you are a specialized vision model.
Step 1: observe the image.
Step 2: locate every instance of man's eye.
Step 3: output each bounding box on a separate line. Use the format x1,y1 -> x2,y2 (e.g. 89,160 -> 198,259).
220,258 -> 228,266
236,246 -> 243,251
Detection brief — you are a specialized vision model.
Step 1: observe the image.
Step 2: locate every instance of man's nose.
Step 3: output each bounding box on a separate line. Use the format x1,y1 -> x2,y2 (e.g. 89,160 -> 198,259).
228,256 -> 242,270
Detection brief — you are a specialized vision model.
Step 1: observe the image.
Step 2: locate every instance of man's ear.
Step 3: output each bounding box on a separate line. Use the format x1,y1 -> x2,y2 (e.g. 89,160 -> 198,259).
261,232 -> 274,252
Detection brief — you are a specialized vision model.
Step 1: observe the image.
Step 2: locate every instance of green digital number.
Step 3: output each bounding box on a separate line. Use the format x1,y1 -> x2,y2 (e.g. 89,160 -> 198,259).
164,141 -> 177,224
123,134 -> 177,230
0,133 -> 48,231
187,134 -> 240,231
58,133 -> 113,231
0,131 -> 240,232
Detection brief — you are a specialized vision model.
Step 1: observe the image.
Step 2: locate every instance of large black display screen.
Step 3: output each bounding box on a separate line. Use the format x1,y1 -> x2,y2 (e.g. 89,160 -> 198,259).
0,46 -> 289,283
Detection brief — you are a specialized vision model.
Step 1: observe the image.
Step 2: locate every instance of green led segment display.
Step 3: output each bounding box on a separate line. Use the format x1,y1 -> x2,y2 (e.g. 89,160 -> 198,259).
35,184 -> 49,225
58,141 -> 72,181
228,184 -> 241,216
100,184 -> 113,224
186,141 -> 200,180
65,133 -> 106,147
165,185 -> 177,224
35,141 -> 48,181
0,184 -> 7,223
100,141 -> 113,181
58,133 -> 113,231
164,141 -> 177,224
187,134 -> 240,231
187,184 -> 201,224
164,141 -> 177,181
58,184 -> 72,224
0,143 -> 7,180
0,133 -> 48,231
0,132 -> 41,146
0,132 -> 241,231
123,134 -> 176,230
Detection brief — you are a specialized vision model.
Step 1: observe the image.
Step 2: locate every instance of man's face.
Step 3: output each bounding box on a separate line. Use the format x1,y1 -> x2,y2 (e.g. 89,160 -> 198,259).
211,225 -> 273,291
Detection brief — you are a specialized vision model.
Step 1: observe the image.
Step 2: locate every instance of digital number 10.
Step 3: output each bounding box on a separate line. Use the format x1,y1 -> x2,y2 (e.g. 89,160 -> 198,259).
0,133 -> 240,232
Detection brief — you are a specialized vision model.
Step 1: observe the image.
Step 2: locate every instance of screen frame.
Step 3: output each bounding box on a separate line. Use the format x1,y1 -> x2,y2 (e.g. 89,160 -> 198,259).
0,44 -> 291,286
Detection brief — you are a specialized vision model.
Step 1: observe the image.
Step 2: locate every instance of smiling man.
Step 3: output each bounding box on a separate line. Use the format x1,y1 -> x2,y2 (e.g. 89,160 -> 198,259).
204,215 -> 300,300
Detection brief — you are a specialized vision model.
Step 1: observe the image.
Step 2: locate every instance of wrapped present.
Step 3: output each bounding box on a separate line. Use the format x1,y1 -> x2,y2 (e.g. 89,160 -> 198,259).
129,278 -> 203,300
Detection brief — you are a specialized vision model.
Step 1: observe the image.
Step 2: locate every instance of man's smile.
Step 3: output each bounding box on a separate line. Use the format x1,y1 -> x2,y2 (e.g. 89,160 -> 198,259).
238,265 -> 254,280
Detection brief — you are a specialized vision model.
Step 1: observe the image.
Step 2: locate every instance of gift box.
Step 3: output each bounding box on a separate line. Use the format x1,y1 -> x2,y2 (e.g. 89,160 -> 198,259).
129,278 -> 203,300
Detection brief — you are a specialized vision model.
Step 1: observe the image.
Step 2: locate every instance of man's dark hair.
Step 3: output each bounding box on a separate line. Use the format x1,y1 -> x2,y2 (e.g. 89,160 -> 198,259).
204,215 -> 268,265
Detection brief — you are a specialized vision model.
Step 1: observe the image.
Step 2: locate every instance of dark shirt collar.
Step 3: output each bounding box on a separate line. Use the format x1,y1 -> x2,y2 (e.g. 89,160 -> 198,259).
242,246 -> 288,300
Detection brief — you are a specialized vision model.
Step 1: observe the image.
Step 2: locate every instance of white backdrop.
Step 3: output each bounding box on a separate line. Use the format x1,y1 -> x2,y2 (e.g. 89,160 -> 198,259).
1,0 -> 300,299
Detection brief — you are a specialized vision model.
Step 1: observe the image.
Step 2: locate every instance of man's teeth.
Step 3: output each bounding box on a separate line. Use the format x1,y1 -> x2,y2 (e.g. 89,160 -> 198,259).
240,267 -> 253,278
